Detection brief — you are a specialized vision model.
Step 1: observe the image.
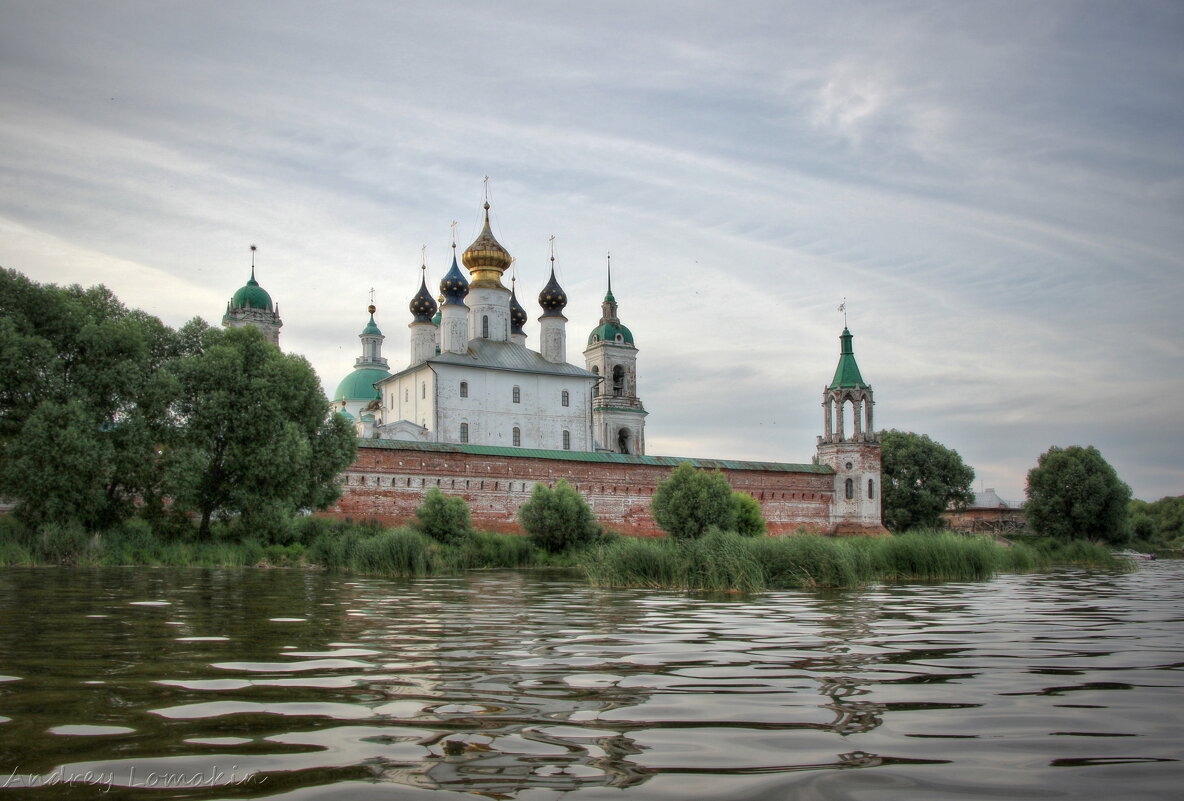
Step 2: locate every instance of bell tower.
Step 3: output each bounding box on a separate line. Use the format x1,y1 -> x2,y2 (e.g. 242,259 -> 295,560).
584,256 -> 646,454
816,325 -> 885,533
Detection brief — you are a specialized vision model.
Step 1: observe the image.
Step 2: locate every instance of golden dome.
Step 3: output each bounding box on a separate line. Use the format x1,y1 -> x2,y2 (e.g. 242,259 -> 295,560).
462,202 -> 512,288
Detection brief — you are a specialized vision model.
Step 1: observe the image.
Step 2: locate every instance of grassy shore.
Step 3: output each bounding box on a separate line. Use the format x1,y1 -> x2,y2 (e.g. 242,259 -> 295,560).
0,517 -> 1128,590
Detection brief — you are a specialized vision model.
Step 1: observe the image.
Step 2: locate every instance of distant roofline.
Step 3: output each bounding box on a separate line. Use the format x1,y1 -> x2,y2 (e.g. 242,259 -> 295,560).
357,438 -> 832,473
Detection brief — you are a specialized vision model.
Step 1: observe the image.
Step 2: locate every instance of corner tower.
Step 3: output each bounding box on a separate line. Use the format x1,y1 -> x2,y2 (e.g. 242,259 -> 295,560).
584,257 -> 646,454
816,326 -> 885,533
222,245 -> 282,347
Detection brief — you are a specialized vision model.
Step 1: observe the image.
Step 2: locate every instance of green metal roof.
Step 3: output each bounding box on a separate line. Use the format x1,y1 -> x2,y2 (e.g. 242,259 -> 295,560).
334,367 -> 391,401
358,439 -> 831,474
588,321 -> 634,346
230,276 -> 273,311
828,327 -> 869,389
361,314 -> 382,336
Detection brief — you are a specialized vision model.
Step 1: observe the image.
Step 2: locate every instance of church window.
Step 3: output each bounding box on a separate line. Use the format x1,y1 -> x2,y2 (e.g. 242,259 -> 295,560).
421,382 -> 426,399
592,335 -> 600,343
460,381 -> 468,398
460,423 -> 469,443
617,427 -> 631,454
512,386 -> 521,404
591,366 -> 599,396
845,478 -> 854,500
612,365 -> 625,397
404,388 -> 409,402
562,430 -> 571,450
513,427 -> 521,447
615,334 -> 623,342
868,479 -> 875,499
561,390 -> 569,407
482,315 -> 489,339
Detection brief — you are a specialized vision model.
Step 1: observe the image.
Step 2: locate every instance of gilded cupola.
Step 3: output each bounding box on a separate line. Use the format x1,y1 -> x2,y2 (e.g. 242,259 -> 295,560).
462,202 -> 512,289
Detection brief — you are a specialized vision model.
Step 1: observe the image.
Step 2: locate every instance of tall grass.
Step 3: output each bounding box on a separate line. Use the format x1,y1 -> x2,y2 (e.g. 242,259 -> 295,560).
585,529 -> 1129,591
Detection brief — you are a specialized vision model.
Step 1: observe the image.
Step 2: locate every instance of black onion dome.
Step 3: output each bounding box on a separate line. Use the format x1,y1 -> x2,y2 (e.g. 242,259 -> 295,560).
538,265 -> 568,316
439,252 -> 469,305
509,285 -> 528,333
409,275 -> 437,323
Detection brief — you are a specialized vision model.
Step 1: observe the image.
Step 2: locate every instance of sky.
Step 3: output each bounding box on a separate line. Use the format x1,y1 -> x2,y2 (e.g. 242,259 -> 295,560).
1,1 -> 1182,503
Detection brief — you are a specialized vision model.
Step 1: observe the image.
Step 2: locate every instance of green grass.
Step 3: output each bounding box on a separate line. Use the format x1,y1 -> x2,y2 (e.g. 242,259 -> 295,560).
584,529 -> 1129,591
0,514 -> 1131,588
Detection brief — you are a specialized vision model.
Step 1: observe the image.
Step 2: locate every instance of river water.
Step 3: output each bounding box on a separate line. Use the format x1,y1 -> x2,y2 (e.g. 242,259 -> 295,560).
0,563 -> 1180,800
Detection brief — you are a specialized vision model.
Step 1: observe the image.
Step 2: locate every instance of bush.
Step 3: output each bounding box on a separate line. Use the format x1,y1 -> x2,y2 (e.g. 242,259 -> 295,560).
651,462 -> 736,540
518,480 -> 600,553
731,492 -> 766,537
414,488 -> 472,545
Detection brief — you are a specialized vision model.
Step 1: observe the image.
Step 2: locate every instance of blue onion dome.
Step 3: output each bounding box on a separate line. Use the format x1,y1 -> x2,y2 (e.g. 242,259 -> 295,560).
439,250 -> 469,305
462,202 -> 512,288
361,304 -> 383,335
409,276 -> 437,323
230,267 -> 273,311
538,261 -> 568,316
510,283 -> 528,333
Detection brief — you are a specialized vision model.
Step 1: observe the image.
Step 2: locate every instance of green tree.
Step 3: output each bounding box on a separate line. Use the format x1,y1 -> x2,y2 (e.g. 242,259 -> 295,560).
1129,496 -> 1184,547
167,325 -> 357,537
1025,445 -> 1131,543
518,479 -> 600,552
414,487 -> 472,544
0,269 -> 177,529
651,462 -> 736,540
880,430 -> 975,532
731,491 -> 766,537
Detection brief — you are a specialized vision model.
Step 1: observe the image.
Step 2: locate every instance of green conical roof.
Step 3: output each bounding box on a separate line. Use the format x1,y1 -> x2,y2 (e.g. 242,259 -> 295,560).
361,313 -> 382,336
230,269 -> 274,311
828,327 -> 868,389
334,367 -> 390,402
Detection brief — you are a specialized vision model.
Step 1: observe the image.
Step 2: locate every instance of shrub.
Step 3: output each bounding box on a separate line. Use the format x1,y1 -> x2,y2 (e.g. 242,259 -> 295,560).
651,462 -> 736,540
518,480 -> 600,553
414,488 -> 472,545
731,492 -> 766,537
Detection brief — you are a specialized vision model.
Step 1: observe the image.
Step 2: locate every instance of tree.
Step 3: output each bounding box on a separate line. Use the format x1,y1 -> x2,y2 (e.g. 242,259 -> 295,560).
0,269 -> 177,529
651,462 -> 736,540
167,325 -> 357,537
1026,446 -> 1131,543
731,491 -> 766,537
1129,495 -> 1184,547
415,487 -> 472,544
880,430 -> 975,532
518,479 -> 601,552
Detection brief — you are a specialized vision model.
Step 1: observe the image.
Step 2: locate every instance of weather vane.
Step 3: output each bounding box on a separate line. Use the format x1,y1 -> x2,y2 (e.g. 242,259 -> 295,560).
838,298 -> 848,326
368,287 -> 375,304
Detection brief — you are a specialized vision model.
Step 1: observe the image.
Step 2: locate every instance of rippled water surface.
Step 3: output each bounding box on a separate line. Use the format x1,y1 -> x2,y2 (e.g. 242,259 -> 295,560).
0,563 -> 1181,800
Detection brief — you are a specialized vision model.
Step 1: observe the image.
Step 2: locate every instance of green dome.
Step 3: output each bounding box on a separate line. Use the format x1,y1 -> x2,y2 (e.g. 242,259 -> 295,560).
230,274 -> 273,311
334,367 -> 391,402
588,321 -> 634,346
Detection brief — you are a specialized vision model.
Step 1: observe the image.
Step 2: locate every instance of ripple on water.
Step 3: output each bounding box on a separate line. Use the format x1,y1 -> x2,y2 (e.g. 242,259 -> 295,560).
48,724 -> 136,736
128,600 -> 171,606
211,658 -> 374,672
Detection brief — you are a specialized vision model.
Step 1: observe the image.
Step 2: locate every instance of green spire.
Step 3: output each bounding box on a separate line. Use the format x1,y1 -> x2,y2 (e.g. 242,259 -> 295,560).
361,313 -> 382,336
828,327 -> 868,389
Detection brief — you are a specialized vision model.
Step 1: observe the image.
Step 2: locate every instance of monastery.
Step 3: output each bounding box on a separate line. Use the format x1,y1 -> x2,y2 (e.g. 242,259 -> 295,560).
222,201 -> 885,536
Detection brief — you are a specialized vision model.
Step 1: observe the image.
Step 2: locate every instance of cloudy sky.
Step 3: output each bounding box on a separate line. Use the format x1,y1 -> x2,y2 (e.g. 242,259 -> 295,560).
2,1 -> 1181,502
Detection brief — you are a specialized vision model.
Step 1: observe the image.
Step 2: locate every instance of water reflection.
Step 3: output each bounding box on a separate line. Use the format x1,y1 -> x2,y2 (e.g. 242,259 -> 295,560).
0,563 -> 1180,799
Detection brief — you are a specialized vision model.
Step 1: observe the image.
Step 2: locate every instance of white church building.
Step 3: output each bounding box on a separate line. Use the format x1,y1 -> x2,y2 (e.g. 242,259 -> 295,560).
329,202 -> 648,455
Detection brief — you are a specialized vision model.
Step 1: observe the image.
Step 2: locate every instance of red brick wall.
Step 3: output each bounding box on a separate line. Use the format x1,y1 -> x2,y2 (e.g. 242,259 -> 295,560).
326,445 -> 837,536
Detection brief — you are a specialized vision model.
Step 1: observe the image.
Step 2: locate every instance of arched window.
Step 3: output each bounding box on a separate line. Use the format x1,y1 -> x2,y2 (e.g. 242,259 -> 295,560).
459,422 -> 469,443
868,478 -> 875,499
482,315 -> 489,339
845,478 -> 854,500
612,365 -> 625,397
513,427 -> 521,447
617,427 -> 630,454
459,381 -> 468,398
562,430 -> 571,450
561,390 -> 569,407
512,386 -> 521,404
